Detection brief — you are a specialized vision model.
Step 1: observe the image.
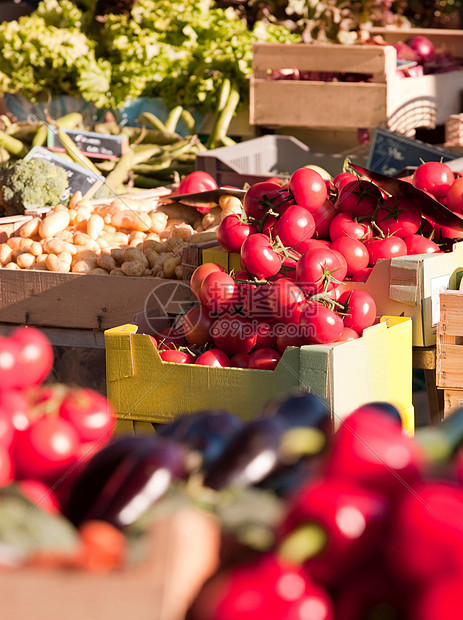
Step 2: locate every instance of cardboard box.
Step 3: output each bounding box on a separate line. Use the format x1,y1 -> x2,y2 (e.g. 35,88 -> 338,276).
105,315 -> 414,434
250,29 -> 463,134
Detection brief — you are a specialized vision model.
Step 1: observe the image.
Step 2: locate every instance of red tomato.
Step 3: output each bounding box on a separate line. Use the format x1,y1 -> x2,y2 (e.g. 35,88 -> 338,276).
58,388 -> 115,446
0,390 -> 31,434
241,233 -> 283,279
329,212 -> 372,242
296,248 -> 346,295
195,349 -> 230,367
311,199 -> 337,240
0,405 -> 15,450
217,214 -> 258,253
446,177 -> 463,215
157,326 -> 187,350
199,271 -> 240,314
299,302 -> 344,344
289,168 -> 327,212
243,181 -> 288,220
412,162 -> 455,199
17,479 -> 60,514
176,170 -> 218,195
338,289 -> 377,332
276,323 -> 311,353
335,327 -> 360,342
10,326 -> 54,389
0,446 -> 13,486
336,180 -> 382,218
211,314 -> 258,356
13,416 -> 80,482
0,336 -> 20,392
248,348 -> 281,371
365,236 -> 407,266
256,322 -> 277,349
333,172 -> 358,191
350,267 -> 373,282
266,278 -> 307,324
239,281 -> 272,321
374,196 -> 422,238
330,236 -> 369,277
403,234 -> 440,255
431,212 -> 463,240
159,349 -> 196,364
273,205 -> 316,253
190,263 -> 226,301
182,304 -> 215,348
230,353 -> 250,368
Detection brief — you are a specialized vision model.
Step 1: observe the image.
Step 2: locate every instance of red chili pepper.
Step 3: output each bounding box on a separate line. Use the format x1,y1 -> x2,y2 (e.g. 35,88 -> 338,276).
277,477 -> 390,588
386,480 -> 463,586
323,406 -> 425,500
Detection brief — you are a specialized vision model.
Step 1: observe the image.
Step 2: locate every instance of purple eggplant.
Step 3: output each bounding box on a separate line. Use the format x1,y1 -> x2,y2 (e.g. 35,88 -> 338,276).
202,416 -> 289,491
64,435 -> 186,528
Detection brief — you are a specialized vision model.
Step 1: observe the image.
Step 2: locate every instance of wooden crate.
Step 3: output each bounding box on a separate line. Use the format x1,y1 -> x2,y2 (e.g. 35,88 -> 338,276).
436,289 -> 463,417
0,215 -> 195,331
445,113 -> 463,148
250,29 -> 463,135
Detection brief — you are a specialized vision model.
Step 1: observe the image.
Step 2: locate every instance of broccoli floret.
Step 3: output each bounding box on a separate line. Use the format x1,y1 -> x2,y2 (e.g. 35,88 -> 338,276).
0,158 -> 69,216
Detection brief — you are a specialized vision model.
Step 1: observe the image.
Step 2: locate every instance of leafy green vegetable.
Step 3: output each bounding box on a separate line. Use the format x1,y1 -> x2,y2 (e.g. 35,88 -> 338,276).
0,0 -> 300,113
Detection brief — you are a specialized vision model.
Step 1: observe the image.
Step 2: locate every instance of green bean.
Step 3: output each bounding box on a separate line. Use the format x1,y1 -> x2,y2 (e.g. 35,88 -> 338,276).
138,112 -> 168,132
164,106 -> 184,134
0,129 -> 27,157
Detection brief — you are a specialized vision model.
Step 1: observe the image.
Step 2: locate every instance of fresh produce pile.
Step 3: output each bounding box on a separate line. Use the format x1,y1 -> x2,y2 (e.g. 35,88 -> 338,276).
268,33 -> 463,83
184,399 -> 463,620
148,159 -> 463,366
0,180 -> 234,278
0,110 -> 211,207
0,0 -> 299,144
0,325 -> 124,569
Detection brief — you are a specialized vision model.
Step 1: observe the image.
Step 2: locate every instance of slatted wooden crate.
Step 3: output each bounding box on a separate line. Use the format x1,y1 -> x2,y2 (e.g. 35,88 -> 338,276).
250,28 -> 463,135
436,288 -> 463,417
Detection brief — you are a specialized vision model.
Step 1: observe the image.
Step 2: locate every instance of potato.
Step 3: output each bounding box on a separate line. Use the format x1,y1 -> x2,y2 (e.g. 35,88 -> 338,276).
166,237 -> 186,255
87,213 -> 105,240
72,260 -> 96,273
7,237 -> 22,250
29,263 -> 48,271
45,254 -> 61,272
110,248 -> 125,266
0,244 -> 12,265
202,207 -> 221,230
57,251 -> 73,266
111,210 -> 152,232
100,232 -> 129,246
73,233 -> 100,253
38,210 -> 71,239
16,252 -> 35,269
168,223 -> 195,241
29,241 -> 43,257
88,267 -> 109,275
71,250 -> 98,270
174,264 -> 184,280
36,254 -> 48,265
123,247 -> 149,268
18,217 -> 41,239
109,268 -> 126,276
54,230 -> 75,243
150,211 -> 168,235
18,238 -> 34,252
69,190 -> 83,210
4,262 -> 20,270
162,255 -> 182,279
219,194 -> 243,211
97,253 -> 117,272
121,261 -> 145,277
129,231 -> 146,243
145,249 -> 160,268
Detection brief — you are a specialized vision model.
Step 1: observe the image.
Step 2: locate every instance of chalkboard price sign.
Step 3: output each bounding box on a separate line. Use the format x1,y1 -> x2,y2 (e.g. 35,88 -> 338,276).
25,146 -> 105,200
367,127 -> 460,176
47,127 -> 129,160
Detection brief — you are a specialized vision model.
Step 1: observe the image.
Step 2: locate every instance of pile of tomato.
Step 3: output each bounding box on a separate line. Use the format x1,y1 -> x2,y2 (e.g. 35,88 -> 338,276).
153,160 -> 462,369
0,326 -> 115,508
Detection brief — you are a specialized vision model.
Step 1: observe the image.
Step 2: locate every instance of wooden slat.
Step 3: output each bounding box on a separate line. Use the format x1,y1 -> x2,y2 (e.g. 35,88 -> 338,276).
252,42 -> 396,81
444,389 -> 463,418
437,344 -> 463,388
0,269 -> 194,330
250,80 -> 388,128
440,290 -> 463,335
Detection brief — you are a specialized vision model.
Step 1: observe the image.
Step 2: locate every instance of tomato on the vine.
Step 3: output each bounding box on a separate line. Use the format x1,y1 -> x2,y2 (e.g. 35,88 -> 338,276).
182,304 -> 215,348
374,196 -> 422,238
273,205 -> 316,253
190,263 -> 226,301
336,180 -> 382,218
241,233 -> 283,279
266,277 -> 307,324
365,236 -> 407,266
338,290 -> 377,333
58,388 -> 115,446
248,348 -> 281,371
195,349 -> 230,367
329,213 -> 372,242
335,327 -> 360,342
289,168 -> 328,212
299,302 -> 344,344
217,215 -> 258,253
296,248 -> 346,295
211,314 -> 258,357
333,172 -> 358,191
199,271 -> 240,314
311,199 -> 337,240
230,353 -> 250,368
403,234 -> 440,255
330,236 -> 369,278
412,162 -> 455,199
159,350 -> 196,364
243,182 -> 288,221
